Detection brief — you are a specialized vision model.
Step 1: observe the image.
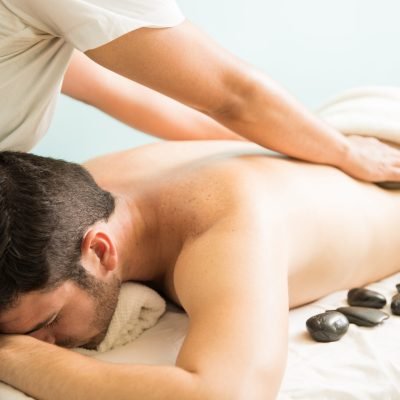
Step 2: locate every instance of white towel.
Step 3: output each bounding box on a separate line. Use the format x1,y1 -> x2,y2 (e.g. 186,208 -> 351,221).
316,85 -> 400,145
75,282 -> 166,354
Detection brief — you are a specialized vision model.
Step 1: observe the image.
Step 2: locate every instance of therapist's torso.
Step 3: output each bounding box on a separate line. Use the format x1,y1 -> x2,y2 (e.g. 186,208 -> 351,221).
0,0 -> 184,151
0,1 -> 73,151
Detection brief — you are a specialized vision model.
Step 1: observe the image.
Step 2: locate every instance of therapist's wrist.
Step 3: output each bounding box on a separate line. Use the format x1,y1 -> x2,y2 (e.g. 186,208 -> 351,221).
325,132 -> 352,169
299,122 -> 351,170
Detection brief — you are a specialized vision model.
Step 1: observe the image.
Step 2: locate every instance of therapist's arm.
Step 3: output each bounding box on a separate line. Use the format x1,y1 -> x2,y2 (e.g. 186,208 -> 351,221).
85,20 -> 400,183
62,50 -> 243,141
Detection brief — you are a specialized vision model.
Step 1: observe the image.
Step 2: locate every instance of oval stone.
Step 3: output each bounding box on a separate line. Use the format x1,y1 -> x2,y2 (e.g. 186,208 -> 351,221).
306,311 -> 349,343
347,288 -> 387,309
336,306 -> 389,327
396,283 -> 400,294
391,293 -> 400,315
376,181 -> 400,190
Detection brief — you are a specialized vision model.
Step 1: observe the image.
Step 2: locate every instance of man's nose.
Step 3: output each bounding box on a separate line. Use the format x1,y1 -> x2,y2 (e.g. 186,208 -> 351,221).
30,330 -> 56,345
44,333 -> 56,345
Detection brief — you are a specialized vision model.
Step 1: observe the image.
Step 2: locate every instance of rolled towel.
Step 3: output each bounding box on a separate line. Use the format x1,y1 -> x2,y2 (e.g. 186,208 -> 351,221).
317,85 -> 400,146
75,282 -> 166,354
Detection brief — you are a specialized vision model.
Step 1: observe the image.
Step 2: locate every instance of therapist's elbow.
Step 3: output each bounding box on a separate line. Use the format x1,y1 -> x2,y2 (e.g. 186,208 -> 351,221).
204,66 -> 264,126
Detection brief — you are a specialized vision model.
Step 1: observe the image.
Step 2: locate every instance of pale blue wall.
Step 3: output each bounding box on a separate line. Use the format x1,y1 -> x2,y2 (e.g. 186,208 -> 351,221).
33,0 -> 400,162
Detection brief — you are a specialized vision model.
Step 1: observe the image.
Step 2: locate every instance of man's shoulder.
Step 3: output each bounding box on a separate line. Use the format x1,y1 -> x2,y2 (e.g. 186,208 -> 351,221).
84,140 -> 273,195
160,147 -> 272,231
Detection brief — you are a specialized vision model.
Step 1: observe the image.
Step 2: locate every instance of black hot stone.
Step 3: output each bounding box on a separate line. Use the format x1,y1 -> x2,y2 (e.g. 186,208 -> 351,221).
391,293 -> 400,315
306,311 -> 349,343
376,181 -> 400,190
347,287 -> 387,309
335,306 -> 389,327
396,283 -> 400,294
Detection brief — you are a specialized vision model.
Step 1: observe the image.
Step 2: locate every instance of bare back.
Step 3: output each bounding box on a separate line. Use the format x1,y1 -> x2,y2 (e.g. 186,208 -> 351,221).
84,140 -> 400,309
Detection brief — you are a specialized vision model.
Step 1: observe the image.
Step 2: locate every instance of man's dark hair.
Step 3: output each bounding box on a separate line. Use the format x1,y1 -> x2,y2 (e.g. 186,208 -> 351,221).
0,151 -> 115,313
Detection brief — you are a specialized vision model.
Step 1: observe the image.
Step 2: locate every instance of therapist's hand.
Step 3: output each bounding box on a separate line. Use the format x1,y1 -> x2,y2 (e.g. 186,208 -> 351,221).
339,135 -> 400,183
85,20 -> 400,183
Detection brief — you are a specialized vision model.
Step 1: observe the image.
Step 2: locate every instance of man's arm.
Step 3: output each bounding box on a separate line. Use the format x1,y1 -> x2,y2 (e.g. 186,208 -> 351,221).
0,336 -> 202,400
173,210 -> 289,400
62,50 -> 242,141
85,20 -> 400,183
0,207 -> 288,400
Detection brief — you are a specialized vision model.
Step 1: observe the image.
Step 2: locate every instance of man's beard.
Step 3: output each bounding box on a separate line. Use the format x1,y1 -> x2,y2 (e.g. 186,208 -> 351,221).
58,273 -> 121,350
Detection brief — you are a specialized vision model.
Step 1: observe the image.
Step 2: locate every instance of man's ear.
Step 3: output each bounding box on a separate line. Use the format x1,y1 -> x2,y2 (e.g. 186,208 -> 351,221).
81,226 -> 118,278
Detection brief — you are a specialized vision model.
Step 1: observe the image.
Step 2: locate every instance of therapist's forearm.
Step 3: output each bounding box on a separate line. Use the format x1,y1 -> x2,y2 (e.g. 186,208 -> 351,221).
0,335 -> 202,400
86,22 -> 349,168
63,51 -> 243,142
207,67 -> 349,167
86,21 -> 400,182
92,76 -> 245,142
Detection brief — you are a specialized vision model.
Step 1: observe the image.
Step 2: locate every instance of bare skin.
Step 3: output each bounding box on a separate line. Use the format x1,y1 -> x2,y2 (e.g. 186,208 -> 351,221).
82,140 -> 400,308
64,40 -> 400,184
84,20 -> 400,183
62,50 -> 243,142
0,139 -> 400,400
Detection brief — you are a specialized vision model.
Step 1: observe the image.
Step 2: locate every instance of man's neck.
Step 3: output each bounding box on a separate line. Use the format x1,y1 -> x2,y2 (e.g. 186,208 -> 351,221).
108,193 -> 171,285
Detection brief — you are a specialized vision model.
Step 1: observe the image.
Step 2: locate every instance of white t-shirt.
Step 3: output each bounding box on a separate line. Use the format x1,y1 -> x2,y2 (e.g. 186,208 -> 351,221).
0,0 -> 184,151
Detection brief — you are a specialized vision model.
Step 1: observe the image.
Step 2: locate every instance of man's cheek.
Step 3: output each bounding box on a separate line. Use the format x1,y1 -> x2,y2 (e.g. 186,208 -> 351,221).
53,322 -> 98,348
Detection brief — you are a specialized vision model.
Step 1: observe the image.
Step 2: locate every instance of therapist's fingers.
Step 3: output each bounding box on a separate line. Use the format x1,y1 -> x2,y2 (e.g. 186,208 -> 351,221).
339,135 -> 400,183
385,144 -> 400,156
383,166 -> 400,181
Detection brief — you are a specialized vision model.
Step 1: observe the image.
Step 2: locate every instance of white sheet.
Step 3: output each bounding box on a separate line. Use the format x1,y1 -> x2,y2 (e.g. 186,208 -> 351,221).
2,272 -> 399,399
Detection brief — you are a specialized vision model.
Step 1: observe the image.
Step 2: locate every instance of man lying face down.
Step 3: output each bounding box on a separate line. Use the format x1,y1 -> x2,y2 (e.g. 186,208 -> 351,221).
0,140 -> 400,400
0,151 -> 122,350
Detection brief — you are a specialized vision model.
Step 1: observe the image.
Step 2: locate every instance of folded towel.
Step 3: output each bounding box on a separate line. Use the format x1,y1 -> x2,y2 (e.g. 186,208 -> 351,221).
316,85 -> 400,145
75,282 -> 166,354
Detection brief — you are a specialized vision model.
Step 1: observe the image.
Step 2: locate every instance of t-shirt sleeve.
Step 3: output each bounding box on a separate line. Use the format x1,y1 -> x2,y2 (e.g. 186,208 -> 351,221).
3,0 -> 185,51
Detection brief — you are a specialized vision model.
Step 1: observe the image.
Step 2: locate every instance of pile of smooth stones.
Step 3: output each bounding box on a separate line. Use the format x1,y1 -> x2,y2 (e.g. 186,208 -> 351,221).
306,285 -> 400,342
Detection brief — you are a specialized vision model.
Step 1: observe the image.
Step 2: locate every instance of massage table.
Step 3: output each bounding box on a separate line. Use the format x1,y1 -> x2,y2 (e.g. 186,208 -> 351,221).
1,270 -> 399,400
